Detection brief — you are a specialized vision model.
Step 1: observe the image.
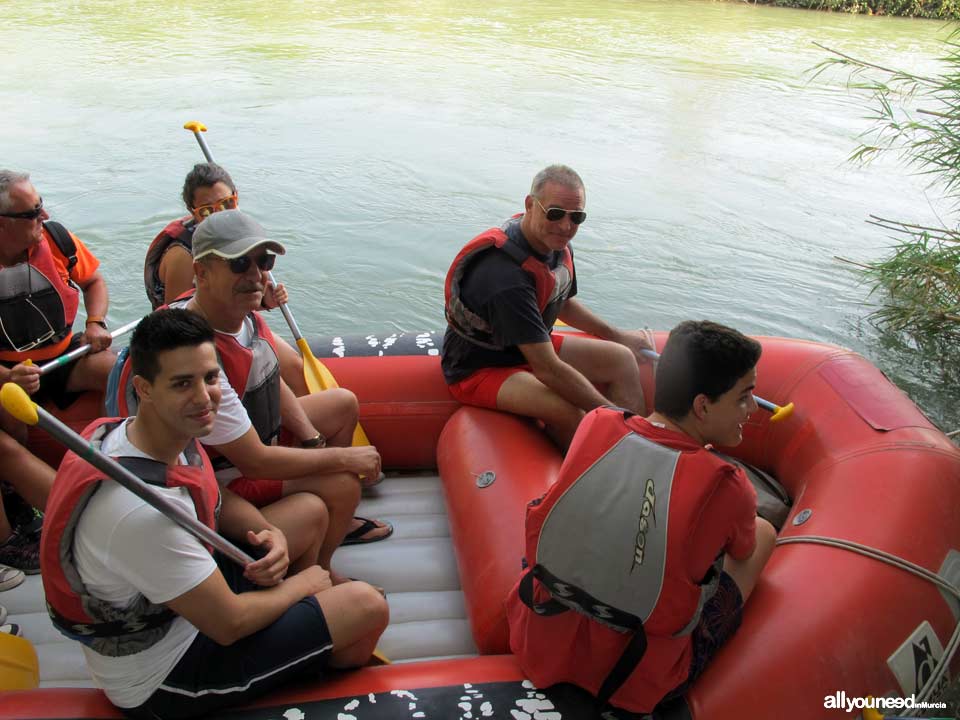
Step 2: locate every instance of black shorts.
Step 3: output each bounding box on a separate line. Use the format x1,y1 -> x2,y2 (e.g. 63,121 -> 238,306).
124,553 -> 333,720
661,570 -> 744,704
1,334 -> 85,410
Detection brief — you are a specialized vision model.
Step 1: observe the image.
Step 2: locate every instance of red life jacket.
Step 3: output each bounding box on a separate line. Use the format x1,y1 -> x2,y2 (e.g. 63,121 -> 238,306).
507,407 -> 752,712
444,216 -> 575,350
0,223 -> 81,362
40,418 -> 220,657
110,293 -> 282,468
143,216 -> 196,310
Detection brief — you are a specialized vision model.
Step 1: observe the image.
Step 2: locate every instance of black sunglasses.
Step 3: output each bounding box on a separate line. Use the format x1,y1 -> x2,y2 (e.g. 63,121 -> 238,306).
535,198 -> 586,225
222,253 -> 277,274
0,198 -> 44,220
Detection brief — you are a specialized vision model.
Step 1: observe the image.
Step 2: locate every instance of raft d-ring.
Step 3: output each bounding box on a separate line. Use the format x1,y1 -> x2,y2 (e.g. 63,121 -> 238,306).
476,471 -> 496,488
793,508 -> 813,526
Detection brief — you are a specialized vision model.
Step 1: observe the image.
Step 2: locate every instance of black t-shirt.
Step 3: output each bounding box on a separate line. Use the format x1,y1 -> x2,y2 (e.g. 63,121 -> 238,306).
441,217 -> 577,384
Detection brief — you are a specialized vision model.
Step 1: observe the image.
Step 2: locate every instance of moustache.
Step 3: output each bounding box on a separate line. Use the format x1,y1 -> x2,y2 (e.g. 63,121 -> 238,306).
235,283 -> 264,294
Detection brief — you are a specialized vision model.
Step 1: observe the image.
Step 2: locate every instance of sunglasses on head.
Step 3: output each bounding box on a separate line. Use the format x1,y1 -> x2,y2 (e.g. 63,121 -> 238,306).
193,194 -> 239,219
0,198 -> 44,221
535,198 -> 586,225
221,253 -> 276,274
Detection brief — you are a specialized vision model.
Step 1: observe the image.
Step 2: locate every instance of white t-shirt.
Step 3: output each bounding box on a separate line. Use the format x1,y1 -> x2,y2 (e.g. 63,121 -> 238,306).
72,419 -> 218,708
199,318 -> 260,484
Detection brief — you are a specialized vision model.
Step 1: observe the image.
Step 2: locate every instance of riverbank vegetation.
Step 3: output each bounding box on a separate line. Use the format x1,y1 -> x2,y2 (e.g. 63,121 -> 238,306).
816,35 -> 960,392
752,0 -> 960,19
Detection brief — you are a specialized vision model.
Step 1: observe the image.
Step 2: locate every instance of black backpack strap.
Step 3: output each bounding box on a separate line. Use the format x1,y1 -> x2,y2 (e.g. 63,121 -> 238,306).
597,624 -> 648,705
43,221 -> 78,273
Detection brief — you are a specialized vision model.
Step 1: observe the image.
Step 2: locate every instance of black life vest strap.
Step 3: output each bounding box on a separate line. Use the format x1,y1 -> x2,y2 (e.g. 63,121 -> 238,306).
597,625 -> 649,705
517,568 -> 568,616
43,221 -> 78,274
518,561 -> 650,706
49,602 -> 175,640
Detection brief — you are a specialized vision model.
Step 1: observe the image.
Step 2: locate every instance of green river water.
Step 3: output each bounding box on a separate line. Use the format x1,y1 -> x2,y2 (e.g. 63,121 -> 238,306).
2,0 -> 955,429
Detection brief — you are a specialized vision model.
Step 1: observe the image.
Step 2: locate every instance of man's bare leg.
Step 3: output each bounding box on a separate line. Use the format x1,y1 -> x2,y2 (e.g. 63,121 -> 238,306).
496,371 -> 584,449
315,581 -> 389,668
558,335 -> 645,414
260,492 -> 328,575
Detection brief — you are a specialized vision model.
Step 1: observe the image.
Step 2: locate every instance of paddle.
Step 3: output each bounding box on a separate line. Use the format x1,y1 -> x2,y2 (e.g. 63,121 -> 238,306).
639,349 -> 794,422
183,121 -> 214,164
0,382 -> 255,566
35,318 -> 142,375
181,121 -> 374,446
267,271 -> 372,447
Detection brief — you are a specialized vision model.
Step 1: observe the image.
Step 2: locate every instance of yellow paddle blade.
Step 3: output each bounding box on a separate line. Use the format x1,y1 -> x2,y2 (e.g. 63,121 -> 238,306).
294,339 -> 373,449
296,338 -> 338,394
769,402 -> 795,423
183,120 -> 207,133
861,702 -> 883,720
1,383 -> 39,426
0,633 -> 40,690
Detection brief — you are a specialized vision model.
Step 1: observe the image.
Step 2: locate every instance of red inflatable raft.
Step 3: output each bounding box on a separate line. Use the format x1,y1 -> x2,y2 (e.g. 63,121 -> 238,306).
2,331 -> 958,720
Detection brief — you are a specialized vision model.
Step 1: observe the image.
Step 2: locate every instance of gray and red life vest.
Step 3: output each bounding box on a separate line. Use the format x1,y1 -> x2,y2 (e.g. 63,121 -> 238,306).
40,418 -> 220,657
515,407 -> 729,705
110,294 -> 282,469
143,216 -> 196,310
444,216 -> 575,350
0,221 -> 80,363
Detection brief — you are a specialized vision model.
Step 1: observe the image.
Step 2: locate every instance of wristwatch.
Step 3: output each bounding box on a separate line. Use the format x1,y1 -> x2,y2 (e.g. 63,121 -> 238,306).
301,433 -> 326,448
85,316 -> 109,330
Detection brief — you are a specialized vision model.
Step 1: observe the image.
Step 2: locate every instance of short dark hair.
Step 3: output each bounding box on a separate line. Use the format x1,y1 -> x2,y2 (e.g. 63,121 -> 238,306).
181,163 -> 237,210
654,320 -> 762,421
130,309 -> 216,382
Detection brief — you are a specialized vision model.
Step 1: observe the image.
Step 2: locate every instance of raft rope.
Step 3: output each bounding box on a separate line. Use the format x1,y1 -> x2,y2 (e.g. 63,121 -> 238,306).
776,535 -> 960,714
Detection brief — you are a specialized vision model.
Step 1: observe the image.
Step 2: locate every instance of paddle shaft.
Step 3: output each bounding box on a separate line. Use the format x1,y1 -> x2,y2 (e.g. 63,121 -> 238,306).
35,404 -> 254,566
38,319 -> 141,376
639,348 -> 783,416
191,132 -> 215,163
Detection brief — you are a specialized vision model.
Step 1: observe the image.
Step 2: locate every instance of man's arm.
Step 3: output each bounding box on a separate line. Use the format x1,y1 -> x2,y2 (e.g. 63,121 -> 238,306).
211,426 -> 381,480
518,339 -> 611,412
166,563 -> 330,646
218,488 -> 290,587
76,270 -> 112,352
558,298 -> 655,361
277,378 -> 317,443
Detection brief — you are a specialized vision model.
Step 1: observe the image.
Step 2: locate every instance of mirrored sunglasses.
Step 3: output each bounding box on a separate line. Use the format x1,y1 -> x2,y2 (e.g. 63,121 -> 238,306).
193,194 -> 239,219
536,198 -> 586,225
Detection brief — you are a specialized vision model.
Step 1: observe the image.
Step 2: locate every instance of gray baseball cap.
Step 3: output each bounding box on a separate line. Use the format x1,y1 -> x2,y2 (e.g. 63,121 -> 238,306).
192,209 -> 286,260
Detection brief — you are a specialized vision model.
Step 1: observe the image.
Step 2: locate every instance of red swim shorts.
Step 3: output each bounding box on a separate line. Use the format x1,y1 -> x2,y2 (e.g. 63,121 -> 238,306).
448,334 -> 565,410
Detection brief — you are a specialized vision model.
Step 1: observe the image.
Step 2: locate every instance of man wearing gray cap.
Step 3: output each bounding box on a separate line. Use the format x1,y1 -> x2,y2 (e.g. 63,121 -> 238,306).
112,209 -> 389,584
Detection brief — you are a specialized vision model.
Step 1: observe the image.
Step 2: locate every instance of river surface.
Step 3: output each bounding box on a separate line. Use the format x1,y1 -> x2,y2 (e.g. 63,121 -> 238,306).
2,0 -> 955,429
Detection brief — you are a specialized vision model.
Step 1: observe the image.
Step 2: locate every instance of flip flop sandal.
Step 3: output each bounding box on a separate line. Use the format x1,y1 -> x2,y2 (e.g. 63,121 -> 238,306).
342,517 -> 393,546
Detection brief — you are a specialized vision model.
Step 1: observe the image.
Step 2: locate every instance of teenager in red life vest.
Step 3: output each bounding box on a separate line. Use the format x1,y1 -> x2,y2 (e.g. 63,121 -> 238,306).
507,320 -> 777,716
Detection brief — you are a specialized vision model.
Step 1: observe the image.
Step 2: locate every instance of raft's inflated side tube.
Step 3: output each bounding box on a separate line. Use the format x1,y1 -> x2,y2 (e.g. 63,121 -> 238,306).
438,407 -> 563,654
308,332 -> 457,469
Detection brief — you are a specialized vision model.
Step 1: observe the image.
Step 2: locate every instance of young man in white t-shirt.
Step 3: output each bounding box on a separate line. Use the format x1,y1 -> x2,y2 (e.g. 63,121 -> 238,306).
41,309 -> 388,719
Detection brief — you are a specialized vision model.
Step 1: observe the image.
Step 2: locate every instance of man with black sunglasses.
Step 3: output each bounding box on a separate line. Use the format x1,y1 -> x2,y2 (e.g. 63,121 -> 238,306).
442,164 -> 656,449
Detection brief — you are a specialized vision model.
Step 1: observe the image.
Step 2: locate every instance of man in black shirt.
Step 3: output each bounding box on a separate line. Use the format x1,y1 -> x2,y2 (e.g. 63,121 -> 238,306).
442,165 -> 655,448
